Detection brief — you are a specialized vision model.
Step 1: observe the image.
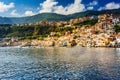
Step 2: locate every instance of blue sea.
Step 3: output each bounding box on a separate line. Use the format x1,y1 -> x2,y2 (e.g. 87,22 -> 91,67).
0,47 -> 120,80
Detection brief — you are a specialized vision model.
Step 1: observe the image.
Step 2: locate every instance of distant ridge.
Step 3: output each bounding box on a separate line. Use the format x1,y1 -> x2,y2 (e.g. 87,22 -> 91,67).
0,9 -> 120,24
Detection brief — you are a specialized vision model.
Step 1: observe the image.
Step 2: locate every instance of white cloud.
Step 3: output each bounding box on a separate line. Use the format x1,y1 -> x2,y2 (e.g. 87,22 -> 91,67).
54,6 -> 66,14
39,0 -> 85,15
25,10 -> 35,16
98,7 -> 104,11
87,6 -> 94,10
105,2 -> 120,10
64,0 -> 85,14
87,1 -> 98,11
98,2 -> 120,11
11,10 -> 20,16
39,0 -> 58,13
89,1 -> 98,6
0,2 -> 14,12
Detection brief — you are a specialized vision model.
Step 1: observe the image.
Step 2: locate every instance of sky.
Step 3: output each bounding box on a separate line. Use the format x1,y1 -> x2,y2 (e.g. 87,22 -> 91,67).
0,0 -> 120,17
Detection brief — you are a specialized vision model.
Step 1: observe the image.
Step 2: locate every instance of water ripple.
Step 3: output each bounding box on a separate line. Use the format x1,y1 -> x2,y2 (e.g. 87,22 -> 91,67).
0,47 -> 120,80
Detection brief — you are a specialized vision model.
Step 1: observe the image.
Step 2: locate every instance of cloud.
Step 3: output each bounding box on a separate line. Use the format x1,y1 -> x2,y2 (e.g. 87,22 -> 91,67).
98,7 -> 104,11
98,2 -> 120,11
87,6 -> 94,10
63,0 -> 85,14
39,0 -> 85,15
10,10 -> 35,17
87,1 -> 98,10
105,2 -> 120,10
25,10 -> 35,16
0,2 -> 14,12
89,1 -> 98,6
39,0 -> 58,13
10,10 -> 20,16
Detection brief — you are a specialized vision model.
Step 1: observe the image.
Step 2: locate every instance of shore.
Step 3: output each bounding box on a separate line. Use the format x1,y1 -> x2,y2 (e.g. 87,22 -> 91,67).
0,38 -> 120,48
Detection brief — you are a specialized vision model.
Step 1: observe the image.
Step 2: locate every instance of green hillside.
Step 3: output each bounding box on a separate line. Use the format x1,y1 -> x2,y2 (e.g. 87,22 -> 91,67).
0,9 -> 120,24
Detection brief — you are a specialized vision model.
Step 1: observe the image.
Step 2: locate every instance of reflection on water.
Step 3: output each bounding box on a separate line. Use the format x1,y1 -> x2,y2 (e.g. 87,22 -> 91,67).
0,47 -> 120,80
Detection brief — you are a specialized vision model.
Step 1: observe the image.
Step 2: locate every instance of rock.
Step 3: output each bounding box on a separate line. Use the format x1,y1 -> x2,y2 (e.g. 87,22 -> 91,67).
20,42 -> 31,47
108,41 -> 117,47
0,43 -> 7,47
67,40 -> 77,47
63,42 -> 67,47
45,41 -> 55,47
71,40 -> 77,46
77,42 -> 83,46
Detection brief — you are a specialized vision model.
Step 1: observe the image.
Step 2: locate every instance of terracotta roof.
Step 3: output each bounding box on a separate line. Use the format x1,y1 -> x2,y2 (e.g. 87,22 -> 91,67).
116,34 -> 120,37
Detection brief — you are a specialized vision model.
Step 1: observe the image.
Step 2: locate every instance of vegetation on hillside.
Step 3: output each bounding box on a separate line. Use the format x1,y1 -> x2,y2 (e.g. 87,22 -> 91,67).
0,9 -> 120,24
0,24 -> 74,40
114,25 -> 120,33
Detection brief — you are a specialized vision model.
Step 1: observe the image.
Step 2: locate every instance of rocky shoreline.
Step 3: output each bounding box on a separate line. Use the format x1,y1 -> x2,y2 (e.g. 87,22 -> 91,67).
0,37 -> 120,48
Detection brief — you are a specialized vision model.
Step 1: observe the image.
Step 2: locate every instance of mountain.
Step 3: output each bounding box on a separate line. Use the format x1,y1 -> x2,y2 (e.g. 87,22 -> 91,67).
0,13 -> 69,24
0,9 -> 120,24
68,9 -> 120,18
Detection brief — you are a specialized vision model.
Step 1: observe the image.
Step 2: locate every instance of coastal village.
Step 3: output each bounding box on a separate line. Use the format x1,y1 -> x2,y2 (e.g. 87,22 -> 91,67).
0,14 -> 120,47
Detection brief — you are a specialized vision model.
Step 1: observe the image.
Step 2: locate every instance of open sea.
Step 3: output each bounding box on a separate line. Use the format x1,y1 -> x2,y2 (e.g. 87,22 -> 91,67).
0,47 -> 120,80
